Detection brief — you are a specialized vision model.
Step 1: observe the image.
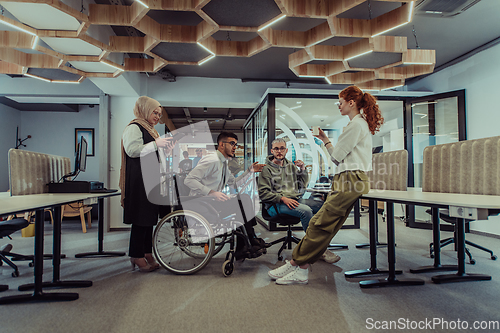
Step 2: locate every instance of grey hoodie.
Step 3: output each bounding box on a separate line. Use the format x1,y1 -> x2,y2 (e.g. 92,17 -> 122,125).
258,154 -> 309,209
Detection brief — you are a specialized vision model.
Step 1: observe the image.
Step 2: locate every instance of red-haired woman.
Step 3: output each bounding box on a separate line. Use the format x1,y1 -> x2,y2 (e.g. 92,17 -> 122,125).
269,85 -> 384,285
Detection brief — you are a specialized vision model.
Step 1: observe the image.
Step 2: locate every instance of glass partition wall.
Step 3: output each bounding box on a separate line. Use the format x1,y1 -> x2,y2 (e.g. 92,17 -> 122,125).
245,91 -> 406,230
246,93 -> 406,183
244,90 -> 466,230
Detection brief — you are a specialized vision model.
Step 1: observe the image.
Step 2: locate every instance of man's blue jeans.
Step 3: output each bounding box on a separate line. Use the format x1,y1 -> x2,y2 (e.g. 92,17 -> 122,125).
266,198 -> 324,231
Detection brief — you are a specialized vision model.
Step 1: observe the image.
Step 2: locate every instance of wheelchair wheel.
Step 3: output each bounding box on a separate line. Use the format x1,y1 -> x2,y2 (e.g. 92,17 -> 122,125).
153,210 -> 215,275
222,260 -> 234,277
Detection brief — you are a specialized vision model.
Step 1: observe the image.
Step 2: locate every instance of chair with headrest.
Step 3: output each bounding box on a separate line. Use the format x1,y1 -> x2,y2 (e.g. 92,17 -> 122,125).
0,218 -> 31,277
261,203 -> 301,261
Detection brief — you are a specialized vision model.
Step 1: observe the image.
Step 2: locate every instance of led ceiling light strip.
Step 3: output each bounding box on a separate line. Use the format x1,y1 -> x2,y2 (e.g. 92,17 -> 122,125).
52,80 -> 80,84
0,18 -> 37,36
372,2 -> 414,37
403,62 -> 434,65
100,61 -> 124,71
258,14 -> 286,31
197,42 -> 215,56
345,50 -> 373,61
381,84 -> 404,91
298,75 -> 326,78
31,36 -> 39,50
198,54 -> 215,66
372,22 -> 407,37
24,73 -> 51,82
135,0 -> 149,8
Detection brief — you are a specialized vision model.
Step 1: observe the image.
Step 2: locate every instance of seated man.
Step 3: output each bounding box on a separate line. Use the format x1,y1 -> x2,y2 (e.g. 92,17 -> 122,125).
184,131 -> 266,259
258,138 -> 340,263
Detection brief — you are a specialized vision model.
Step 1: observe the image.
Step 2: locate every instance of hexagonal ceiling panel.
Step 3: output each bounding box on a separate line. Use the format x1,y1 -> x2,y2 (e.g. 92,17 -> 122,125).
0,0 -> 435,89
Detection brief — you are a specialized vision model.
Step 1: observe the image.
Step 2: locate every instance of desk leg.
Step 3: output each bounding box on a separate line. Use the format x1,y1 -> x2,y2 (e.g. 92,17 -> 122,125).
345,200 -> 399,278
355,199 -> 387,249
410,207 -> 457,274
18,206 -> 92,291
359,203 -> 424,288
0,210 -> 79,304
431,217 -> 491,283
75,197 -> 125,258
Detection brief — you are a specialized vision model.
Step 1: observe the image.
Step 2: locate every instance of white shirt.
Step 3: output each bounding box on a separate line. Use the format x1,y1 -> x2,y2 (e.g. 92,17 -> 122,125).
184,150 -> 251,196
327,114 -> 372,174
122,124 -> 156,158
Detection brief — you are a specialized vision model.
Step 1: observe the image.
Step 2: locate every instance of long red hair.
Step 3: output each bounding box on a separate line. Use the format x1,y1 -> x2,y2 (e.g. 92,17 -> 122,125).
339,85 -> 384,135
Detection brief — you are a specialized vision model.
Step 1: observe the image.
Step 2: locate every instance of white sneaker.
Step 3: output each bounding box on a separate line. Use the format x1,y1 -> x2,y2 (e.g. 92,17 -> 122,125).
320,250 -> 340,264
275,267 -> 309,285
268,260 -> 296,280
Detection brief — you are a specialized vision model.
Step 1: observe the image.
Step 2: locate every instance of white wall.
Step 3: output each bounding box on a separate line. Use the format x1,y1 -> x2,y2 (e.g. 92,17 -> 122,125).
0,104 -> 22,191
408,42 -> 500,236
19,106 -> 100,182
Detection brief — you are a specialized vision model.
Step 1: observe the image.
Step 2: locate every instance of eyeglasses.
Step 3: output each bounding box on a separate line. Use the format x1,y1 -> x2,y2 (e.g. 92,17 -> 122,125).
272,147 -> 287,152
223,141 -> 238,147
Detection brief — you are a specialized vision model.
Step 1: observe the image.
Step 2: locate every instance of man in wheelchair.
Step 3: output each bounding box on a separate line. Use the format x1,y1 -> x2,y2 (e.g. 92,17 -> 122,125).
184,132 -> 266,260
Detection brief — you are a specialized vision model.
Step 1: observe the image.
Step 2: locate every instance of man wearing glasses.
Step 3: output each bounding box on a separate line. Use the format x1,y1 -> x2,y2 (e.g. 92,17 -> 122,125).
184,132 -> 266,259
258,138 -> 340,263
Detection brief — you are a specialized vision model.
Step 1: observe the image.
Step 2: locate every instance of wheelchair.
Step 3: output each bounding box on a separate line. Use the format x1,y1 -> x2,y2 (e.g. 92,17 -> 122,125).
152,174 -> 260,276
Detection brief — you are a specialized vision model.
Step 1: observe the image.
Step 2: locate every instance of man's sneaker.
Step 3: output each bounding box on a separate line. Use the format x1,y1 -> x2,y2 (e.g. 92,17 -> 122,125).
268,260 -> 296,280
320,250 -> 341,264
275,267 -> 309,285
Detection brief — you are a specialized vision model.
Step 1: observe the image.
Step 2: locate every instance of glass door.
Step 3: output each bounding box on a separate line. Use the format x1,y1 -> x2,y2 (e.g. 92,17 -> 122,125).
406,90 -> 466,228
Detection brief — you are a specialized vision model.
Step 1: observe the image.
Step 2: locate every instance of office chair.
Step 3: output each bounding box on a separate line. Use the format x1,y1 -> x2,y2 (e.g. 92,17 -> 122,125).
0,218 -> 32,277
261,203 -> 301,261
427,209 -> 497,264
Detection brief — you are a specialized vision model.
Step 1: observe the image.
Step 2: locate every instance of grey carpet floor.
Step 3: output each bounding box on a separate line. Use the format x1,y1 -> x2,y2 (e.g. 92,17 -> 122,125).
1,214 -> 499,333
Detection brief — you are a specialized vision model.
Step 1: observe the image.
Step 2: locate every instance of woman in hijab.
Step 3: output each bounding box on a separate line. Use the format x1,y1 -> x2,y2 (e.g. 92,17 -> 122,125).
119,96 -> 174,272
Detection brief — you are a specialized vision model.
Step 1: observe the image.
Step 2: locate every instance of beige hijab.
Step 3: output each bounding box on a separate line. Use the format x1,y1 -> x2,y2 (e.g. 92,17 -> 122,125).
119,96 -> 164,206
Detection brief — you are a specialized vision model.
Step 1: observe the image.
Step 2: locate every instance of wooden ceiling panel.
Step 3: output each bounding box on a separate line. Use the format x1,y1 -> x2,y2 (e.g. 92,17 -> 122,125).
0,0 -> 435,90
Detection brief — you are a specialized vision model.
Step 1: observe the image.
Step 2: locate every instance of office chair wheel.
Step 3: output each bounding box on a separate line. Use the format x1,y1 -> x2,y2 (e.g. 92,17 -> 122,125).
278,256 -> 283,261
12,270 -> 19,277
469,259 -> 476,265
222,260 -> 234,277
153,210 -> 215,275
29,262 -> 34,267
491,255 -> 497,260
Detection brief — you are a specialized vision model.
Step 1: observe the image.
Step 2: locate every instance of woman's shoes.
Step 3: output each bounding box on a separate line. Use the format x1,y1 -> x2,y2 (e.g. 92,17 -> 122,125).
145,253 -> 160,270
130,257 -> 156,272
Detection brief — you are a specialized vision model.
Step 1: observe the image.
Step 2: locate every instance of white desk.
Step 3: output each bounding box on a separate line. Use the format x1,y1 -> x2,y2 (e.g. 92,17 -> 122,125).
347,189 -> 500,288
0,191 -> 121,304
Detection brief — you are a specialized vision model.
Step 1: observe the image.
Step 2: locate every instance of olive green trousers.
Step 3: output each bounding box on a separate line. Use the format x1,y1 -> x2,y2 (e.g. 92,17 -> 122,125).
292,170 -> 370,265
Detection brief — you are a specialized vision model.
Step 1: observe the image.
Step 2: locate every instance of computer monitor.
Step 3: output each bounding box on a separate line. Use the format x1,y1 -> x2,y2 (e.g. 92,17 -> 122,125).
62,136 -> 87,181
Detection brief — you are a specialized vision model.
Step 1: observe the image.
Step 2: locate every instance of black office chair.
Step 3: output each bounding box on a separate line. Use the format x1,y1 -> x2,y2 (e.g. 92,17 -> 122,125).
427,209 -> 497,264
261,204 -> 301,261
0,218 -> 32,277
